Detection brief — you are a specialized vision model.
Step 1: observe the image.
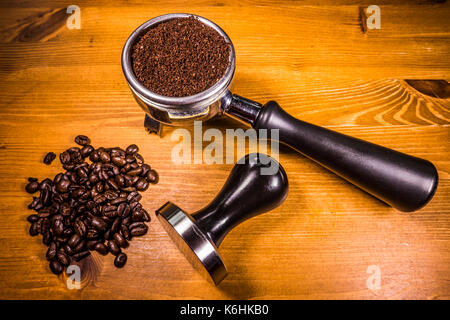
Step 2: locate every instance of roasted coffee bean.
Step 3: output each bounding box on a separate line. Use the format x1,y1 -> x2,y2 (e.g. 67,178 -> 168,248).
28,197 -> 40,209
107,240 -> 121,256
73,219 -> 87,237
72,250 -> 90,262
26,138 -> 157,275
59,151 -> 71,164
89,151 -> 100,162
113,232 -> 129,248
50,260 -> 63,275
140,164 -> 150,177
110,197 -> 127,205
73,240 -> 86,253
91,216 -> 108,232
106,179 -> 119,191
121,225 -> 131,240
130,225 -> 148,237
127,167 -> 142,176
110,217 -> 121,234
46,242 -> 57,261
27,214 -> 39,223
111,156 -> 127,167
135,154 -> 144,164
25,181 -> 40,194
99,151 -> 111,163
40,218 -> 50,234
93,193 -> 107,204
56,178 -> 71,193
57,251 -> 70,266
114,253 -> 127,268
43,152 -> 56,165
81,145 -> 94,158
67,233 -> 81,248
125,144 -> 139,155
75,135 -> 90,146
135,178 -> 149,191
29,223 -> 40,236
53,219 -> 64,236
94,242 -> 109,255
86,228 -> 100,240
42,231 -> 52,245
146,169 -> 159,184
63,228 -> 73,237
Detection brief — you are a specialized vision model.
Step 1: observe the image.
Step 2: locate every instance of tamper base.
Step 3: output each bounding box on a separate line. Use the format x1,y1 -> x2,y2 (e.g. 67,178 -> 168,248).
156,202 -> 228,285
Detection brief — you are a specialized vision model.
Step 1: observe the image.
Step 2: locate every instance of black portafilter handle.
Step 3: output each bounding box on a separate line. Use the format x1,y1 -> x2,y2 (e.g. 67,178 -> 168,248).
223,93 -> 438,212
192,153 -> 289,247
156,153 -> 288,285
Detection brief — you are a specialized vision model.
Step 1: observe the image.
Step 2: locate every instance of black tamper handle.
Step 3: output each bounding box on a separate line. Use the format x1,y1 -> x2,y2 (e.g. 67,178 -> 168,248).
253,101 -> 438,212
192,153 -> 289,247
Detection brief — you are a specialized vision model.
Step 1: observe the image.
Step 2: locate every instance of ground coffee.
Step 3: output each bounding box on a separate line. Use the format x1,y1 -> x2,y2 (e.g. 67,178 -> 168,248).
132,16 -> 231,97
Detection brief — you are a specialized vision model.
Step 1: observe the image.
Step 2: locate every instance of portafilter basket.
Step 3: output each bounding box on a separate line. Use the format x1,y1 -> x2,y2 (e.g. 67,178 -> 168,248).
122,13 -> 438,212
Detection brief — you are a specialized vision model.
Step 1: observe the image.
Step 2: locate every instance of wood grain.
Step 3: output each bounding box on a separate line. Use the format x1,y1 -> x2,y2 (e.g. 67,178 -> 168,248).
0,0 -> 449,300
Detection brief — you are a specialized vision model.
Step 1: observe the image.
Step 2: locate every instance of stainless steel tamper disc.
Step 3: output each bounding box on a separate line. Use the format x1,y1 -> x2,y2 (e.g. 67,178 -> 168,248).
156,153 -> 289,285
156,202 -> 227,285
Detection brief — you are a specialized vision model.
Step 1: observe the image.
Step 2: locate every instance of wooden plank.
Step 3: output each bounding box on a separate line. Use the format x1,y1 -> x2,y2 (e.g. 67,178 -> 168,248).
0,0 -> 448,300
0,5 -> 449,78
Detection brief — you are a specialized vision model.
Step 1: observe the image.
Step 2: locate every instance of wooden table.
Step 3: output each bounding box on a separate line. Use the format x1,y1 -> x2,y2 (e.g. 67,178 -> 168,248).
0,0 -> 449,300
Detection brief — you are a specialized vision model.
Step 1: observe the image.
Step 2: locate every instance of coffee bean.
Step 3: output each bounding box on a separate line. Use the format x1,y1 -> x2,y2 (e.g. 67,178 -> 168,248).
107,240 -> 121,256
94,242 -> 108,255
114,253 -> 127,268
91,216 -> 108,232
27,214 -> 39,223
53,219 -> 64,236
26,138 -> 157,276
127,167 -> 143,176
43,152 -> 56,165
72,250 -> 90,262
113,232 -> 129,248
59,151 -> 71,164
135,178 -> 149,191
56,178 -> 71,193
50,260 -> 63,275
68,233 -> 81,248
129,222 -> 148,237
111,156 -> 127,167
75,135 -> 90,146
125,144 -> 139,155
57,251 -> 70,266
74,219 -> 87,237
25,181 -> 40,194
99,151 -> 111,163
146,170 -> 159,184
121,225 -> 131,240
29,223 -> 39,236
46,242 -> 57,261
81,145 -> 94,158
42,231 -> 52,245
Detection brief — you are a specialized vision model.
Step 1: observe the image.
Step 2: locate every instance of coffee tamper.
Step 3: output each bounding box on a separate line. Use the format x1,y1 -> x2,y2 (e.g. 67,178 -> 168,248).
156,153 -> 288,285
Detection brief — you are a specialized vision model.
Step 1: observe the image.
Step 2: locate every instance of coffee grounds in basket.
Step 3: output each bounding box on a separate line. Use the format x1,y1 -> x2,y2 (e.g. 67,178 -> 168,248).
132,16 -> 231,97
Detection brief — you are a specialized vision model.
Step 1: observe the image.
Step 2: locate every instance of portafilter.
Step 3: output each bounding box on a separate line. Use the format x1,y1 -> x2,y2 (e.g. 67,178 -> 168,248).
122,13 -> 438,212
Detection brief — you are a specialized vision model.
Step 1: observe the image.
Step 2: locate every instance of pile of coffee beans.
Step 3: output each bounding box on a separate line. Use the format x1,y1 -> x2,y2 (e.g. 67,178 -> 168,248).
132,16 -> 231,97
25,135 -> 158,275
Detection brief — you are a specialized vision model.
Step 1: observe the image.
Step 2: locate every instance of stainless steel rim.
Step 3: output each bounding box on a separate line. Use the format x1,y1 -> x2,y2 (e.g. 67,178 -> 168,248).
156,202 -> 228,285
121,13 -> 236,113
